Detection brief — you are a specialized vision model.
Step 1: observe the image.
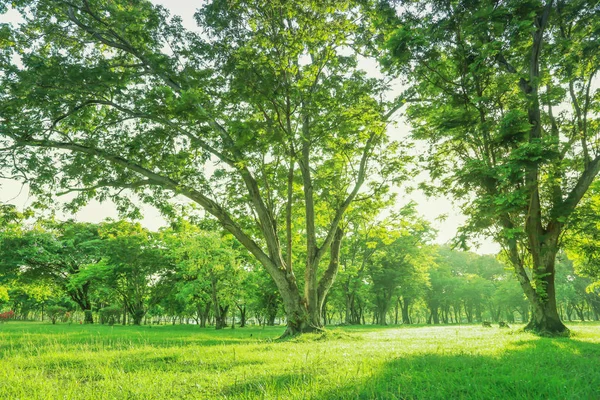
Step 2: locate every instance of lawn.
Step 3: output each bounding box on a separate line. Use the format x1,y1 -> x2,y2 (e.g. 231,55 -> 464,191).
0,322 -> 599,399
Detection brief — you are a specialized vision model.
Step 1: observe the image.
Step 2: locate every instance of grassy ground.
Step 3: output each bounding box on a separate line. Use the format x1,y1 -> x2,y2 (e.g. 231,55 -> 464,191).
0,322 -> 599,399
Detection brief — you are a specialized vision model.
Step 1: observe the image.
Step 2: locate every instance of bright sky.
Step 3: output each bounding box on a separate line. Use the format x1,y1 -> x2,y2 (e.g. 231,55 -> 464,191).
0,1 -> 500,255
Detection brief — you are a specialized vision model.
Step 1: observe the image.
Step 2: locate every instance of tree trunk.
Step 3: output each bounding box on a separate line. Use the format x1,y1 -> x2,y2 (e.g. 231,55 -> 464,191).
237,304 -> 247,328
401,298 -> 411,324
345,289 -> 353,324
69,284 -> 94,324
215,305 -> 229,329
431,307 -> 440,324
518,244 -> 569,335
521,261 -> 568,334
132,310 -> 144,325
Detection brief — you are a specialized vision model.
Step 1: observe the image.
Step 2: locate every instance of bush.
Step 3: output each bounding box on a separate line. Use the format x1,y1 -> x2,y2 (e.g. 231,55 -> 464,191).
0,310 -> 15,322
46,306 -> 68,324
99,306 -> 122,325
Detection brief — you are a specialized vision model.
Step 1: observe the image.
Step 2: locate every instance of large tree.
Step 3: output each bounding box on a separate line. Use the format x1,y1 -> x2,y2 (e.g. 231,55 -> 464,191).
0,0 -> 405,334
380,0 -> 600,335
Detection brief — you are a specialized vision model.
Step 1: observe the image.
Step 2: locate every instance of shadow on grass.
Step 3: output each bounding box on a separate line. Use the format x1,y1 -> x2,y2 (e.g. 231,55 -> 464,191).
319,337 -> 600,400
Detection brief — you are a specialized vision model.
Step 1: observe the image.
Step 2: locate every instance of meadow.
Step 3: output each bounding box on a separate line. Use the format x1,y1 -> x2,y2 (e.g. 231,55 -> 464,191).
0,322 -> 599,399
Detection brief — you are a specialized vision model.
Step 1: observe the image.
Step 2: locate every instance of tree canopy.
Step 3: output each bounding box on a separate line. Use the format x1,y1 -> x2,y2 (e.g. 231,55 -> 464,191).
0,0 -> 408,335
379,0 -> 600,335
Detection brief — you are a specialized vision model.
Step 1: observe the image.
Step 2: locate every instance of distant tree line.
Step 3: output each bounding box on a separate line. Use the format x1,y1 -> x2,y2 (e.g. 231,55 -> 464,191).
1,205 -> 598,327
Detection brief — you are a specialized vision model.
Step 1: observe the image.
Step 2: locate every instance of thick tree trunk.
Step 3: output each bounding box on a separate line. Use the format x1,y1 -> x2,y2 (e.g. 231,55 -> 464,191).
215,305 -> 229,329
84,309 -> 93,324
522,249 -> 569,335
69,284 -> 94,324
131,310 -> 144,325
431,306 -> 440,324
278,286 -> 322,336
524,297 -> 568,335
278,228 -> 344,337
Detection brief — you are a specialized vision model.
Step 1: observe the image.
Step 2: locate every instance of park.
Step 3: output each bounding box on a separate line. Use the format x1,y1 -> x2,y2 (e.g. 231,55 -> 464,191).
1,0 -> 600,398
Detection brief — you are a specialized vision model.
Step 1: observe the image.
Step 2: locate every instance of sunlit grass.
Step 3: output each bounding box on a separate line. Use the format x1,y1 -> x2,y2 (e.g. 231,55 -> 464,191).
0,322 -> 599,399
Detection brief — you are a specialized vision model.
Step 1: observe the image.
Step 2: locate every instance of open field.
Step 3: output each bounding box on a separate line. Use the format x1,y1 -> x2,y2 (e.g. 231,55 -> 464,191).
0,322 -> 599,399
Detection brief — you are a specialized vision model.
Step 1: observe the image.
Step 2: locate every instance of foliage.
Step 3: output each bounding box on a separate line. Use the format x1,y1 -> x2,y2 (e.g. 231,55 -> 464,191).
0,0 -> 409,333
99,306 -> 122,326
0,220 -> 102,322
378,0 -> 600,334
0,310 -> 14,321
46,305 -> 67,324
75,221 -> 174,325
165,223 -> 241,329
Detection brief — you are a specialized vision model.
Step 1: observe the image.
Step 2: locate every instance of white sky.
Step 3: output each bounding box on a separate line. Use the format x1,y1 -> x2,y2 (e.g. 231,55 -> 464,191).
0,1 -> 500,255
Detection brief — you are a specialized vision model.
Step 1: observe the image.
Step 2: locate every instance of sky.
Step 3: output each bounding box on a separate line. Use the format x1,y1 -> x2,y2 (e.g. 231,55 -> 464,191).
0,1 -> 500,255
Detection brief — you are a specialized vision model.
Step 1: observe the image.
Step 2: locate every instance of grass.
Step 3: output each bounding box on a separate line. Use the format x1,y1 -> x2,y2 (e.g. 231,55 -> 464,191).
1,322 -> 599,399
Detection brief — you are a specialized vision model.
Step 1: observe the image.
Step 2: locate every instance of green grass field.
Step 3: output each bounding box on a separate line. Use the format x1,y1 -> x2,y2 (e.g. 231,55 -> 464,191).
0,322 -> 599,399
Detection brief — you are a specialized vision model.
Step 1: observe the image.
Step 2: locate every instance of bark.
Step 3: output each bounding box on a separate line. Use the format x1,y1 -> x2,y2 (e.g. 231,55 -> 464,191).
522,247 -> 569,335
237,304 -> 247,328
68,283 -> 94,324
197,302 -> 211,328
401,298 -> 411,324
317,228 -> 344,324
430,304 -> 440,324
131,309 -> 145,325
215,305 -> 229,329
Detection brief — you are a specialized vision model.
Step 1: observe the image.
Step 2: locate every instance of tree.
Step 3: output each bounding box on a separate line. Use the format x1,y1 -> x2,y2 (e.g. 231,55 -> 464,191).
565,182 -> 600,284
46,305 -> 68,324
380,0 -> 600,335
0,0 -> 407,335
167,226 -> 240,330
0,220 -> 102,323
367,210 -> 433,325
77,221 -> 174,325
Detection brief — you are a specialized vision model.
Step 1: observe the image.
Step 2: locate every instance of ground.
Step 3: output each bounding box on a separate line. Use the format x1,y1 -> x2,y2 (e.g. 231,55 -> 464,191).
0,322 -> 599,399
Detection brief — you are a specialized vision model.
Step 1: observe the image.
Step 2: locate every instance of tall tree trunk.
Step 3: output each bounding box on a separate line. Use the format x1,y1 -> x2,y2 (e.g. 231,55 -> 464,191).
237,304 -> 247,328
431,305 -> 440,324
317,228 -> 344,324
345,291 -> 353,324
401,297 -> 411,324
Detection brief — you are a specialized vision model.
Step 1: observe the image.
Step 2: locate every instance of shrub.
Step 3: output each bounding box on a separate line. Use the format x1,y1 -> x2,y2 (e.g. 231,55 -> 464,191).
99,306 -> 122,325
0,310 -> 15,322
46,306 -> 68,324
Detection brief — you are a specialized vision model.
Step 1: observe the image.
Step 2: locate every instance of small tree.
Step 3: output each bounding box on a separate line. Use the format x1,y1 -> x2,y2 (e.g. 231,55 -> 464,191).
46,305 -> 67,324
99,306 -> 122,325
167,225 -> 240,330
